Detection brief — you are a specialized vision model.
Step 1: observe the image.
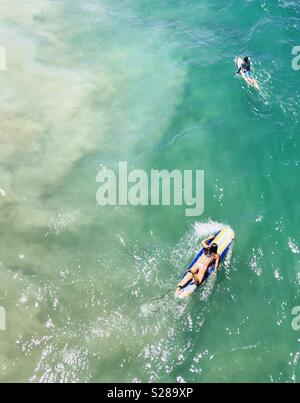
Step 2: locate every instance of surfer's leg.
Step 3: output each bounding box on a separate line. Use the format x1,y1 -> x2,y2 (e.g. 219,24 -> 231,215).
194,267 -> 207,286
176,264 -> 202,292
177,272 -> 194,289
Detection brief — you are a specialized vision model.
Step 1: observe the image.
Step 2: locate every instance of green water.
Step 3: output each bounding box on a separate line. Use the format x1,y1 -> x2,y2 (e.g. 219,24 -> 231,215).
0,0 -> 300,383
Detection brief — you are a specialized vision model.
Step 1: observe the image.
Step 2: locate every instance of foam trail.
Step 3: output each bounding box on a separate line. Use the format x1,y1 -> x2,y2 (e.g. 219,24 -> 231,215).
194,220 -> 225,238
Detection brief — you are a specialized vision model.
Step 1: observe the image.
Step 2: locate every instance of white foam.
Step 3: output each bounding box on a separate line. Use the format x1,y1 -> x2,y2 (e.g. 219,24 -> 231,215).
288,238 -> 299,255
194,220 -> 226,238
213,181 -> 224,207
199,274 -> 216,301
256,215 -> 264,223
274,270 -> 283,281
47,210 -> 80,236
249,248 -> 263,276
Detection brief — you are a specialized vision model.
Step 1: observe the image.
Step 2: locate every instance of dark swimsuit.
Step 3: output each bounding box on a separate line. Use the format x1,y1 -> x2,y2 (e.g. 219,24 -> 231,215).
241,61 -> 253,78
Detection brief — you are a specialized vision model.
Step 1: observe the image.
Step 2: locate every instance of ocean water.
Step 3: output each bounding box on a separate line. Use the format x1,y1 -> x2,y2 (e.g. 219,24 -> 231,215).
0,0 -> 300,383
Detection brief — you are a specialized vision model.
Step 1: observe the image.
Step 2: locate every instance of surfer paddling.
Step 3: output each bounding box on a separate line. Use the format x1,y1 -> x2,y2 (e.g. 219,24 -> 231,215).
176,236 -> 220,294
236,56 -> 259,90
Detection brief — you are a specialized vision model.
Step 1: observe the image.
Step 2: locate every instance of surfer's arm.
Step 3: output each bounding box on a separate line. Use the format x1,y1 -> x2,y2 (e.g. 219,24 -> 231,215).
201,235 -> 214,249
236,67 -> 242,75
214,255 -> 220,272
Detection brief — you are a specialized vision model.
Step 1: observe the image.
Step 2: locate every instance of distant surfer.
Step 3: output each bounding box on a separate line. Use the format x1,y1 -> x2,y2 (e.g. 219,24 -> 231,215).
236,56 -> 251,76
176,236 -> 220,293
235,56 -> 259,89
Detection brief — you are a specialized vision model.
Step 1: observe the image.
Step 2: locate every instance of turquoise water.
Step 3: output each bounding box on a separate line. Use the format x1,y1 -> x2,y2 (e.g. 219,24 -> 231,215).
0,0 -> 300,383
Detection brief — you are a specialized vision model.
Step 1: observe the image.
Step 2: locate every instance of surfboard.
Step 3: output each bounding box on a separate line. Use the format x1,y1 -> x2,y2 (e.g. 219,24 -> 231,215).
235,57 -> 259,90
175,227 -> 235,299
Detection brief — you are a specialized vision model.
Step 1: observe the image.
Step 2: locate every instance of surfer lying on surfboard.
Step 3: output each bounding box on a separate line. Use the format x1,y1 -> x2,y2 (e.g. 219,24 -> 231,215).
236,56 -> 259,89
176,236 -> 220,293
236,56 -> 251,76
